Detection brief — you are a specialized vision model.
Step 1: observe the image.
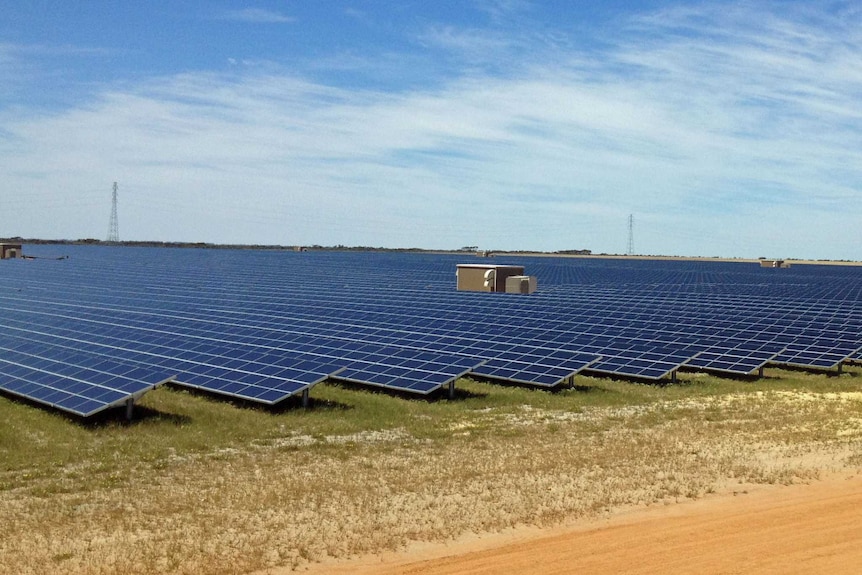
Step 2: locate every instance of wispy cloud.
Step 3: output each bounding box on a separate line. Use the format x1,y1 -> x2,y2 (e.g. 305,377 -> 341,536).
0,41 -> 114,58
473,0 -> 533,22
1,2 -> 860,258
0,42 -> 118,107
217,8 -> 294,24
419,25 -> 516,55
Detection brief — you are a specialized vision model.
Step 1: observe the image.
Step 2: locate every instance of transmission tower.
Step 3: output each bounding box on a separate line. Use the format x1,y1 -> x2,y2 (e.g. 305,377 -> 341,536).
107,182 -> 120,243
627,214 -> 634,256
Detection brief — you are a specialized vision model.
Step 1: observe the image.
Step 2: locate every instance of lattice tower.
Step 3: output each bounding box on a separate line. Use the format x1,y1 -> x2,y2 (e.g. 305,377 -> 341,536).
107,182 -> 119,242
627,214 -> 634,256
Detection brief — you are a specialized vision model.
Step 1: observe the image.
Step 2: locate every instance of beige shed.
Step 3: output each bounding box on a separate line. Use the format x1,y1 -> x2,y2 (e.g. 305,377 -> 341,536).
456,264 -> 526,292
0,243 -> 22,259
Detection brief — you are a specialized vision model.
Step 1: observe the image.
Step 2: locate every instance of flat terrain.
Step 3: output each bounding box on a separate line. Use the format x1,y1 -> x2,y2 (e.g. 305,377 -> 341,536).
2,368 -> 862,575
297,473 -> 862,575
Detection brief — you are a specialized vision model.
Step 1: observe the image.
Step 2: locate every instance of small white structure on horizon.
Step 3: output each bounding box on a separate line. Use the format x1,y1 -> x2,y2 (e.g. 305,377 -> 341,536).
456,264 -> 537,294
0,243 -> 22,259
760,259 -> 790,269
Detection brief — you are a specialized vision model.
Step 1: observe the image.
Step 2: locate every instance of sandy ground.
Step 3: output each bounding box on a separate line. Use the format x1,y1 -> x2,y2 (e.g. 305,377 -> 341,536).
279,472 -> 862,575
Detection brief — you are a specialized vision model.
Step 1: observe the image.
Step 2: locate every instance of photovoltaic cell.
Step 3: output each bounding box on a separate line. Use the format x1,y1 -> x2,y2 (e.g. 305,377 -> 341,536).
685,340 -> 785,375
328,346 -> 484,394
0,310 -> 345,406
0,333 -> 171,417
472,352 -> 599,386
0,246 -> 860,418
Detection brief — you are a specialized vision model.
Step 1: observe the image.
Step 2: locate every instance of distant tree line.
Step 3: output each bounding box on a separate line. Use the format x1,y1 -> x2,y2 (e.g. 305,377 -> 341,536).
2,238 -> 607,258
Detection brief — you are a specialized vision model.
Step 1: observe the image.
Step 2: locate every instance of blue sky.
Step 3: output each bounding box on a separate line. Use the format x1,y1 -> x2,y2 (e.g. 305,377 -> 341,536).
1,1 -> 860,259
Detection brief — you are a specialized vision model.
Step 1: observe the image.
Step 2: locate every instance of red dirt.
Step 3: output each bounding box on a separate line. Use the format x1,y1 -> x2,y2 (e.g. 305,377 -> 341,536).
289,473 -> 862,575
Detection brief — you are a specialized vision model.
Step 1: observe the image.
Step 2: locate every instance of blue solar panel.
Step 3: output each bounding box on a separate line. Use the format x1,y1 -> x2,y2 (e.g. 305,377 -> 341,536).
0,333 -> 170,417
0,312 -> 344,406
1,245 -> 860,418
685,340 -> 785,375
773,344 -> 858,369
473,352 -> 599,387
327,344 -> 484,394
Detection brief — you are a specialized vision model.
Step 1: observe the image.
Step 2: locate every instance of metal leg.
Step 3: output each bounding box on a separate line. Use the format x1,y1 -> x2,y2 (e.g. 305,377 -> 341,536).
448,380 -> 456,400
302,388 -> 310,408
125,398 -> 134,421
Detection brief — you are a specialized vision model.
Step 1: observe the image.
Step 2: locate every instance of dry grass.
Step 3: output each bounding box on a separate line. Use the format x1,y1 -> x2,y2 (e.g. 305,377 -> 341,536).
1,367 -> 862,574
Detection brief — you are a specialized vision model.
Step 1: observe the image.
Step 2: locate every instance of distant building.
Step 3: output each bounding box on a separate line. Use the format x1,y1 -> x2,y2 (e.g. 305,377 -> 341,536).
759,259 -> 790,268
0,243 -> 22,259
456,264 -> 537,294
504,275 -> 538,294
456,264 -> 524,292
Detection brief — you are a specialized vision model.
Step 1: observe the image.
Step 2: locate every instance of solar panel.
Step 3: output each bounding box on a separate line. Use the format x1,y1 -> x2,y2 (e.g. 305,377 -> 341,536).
773,342 -> 860,370
472,352 -> 599,387
172,361 -> 343,405
0,332 -> 171,417
0,309 -> 345,406
685,340 -> 785,375
1,245 -> 859,419
330,346 -> 484,395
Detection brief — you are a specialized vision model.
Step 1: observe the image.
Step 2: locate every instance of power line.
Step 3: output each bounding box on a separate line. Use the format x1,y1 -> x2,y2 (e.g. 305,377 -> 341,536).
627,214 -> 634,255
107,182 -> 119,242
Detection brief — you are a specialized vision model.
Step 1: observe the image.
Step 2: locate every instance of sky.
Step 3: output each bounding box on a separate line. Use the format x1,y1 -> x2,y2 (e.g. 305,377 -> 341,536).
1,1 -> 860,259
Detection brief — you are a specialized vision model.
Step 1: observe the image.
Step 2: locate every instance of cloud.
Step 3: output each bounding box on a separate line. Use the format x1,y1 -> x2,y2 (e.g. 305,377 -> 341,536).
217,8 -> 294,24
0,41 -> 113,58
0,41 -> 122,109
1,2 -> 860,258
473,0 -> 533,22
419,25 -> 517,56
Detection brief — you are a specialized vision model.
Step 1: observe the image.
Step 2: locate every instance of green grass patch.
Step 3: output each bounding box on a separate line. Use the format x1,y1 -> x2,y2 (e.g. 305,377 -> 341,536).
2,366 -> 859,488
1,366 -> 861,574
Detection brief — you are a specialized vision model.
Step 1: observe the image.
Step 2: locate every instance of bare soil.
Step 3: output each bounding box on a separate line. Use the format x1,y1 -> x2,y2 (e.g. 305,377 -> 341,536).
288,472 -> 862,575
6,383 -> 862,575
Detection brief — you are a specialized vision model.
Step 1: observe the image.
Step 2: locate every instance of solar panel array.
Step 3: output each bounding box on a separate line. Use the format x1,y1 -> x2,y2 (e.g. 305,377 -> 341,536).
0,332 -> 171,417
0,245 -> 860,417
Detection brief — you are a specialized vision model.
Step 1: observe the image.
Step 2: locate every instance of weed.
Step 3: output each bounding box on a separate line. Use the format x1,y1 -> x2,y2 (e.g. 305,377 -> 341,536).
0,367 -> 860,574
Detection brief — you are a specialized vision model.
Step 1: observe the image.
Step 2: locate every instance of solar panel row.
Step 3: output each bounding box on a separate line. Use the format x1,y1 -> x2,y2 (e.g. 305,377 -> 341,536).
0,330 -> 171,417
0,308 -> 339,406
685,339 -> 785,374
0,246 -> 859,418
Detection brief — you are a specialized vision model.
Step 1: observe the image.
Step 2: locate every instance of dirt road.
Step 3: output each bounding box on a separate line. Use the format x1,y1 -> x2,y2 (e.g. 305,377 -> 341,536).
293,473 -> 862,575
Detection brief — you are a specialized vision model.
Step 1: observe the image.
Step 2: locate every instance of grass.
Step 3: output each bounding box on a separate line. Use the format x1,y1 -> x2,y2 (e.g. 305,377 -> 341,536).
1,366 -> 862,574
